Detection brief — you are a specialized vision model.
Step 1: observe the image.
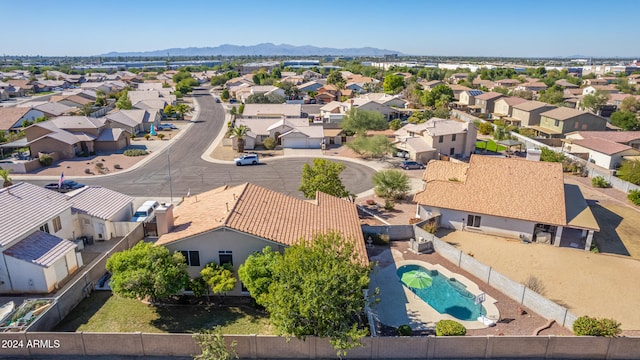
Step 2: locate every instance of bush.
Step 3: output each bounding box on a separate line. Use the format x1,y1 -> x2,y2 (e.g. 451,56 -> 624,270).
477,122 -> 494,135
157,133 -> 165,140
628,189 -> 640,206
263,137 -> 276,150
114,164 -> 122,169
573,316 -> 621,337
435,320 -> 467,336
84,168 -> 91,174
591,176 -> 611,188
95,162 -> 104,169
38,154 -> 53,166
129,133 -> 136,139
397,325 -> 412,336
422,221 -> 437,234
383,199 -> 395,210
144,134 -> 151,140
124,149 -> 149,157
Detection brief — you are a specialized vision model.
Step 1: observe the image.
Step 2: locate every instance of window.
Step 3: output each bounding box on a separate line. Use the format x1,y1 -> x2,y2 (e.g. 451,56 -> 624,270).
438,135 -> 444,143
582,124 -> 588,130
179,251 -> 200,266
39,223 -> 50,234
467,215 -> 481,228
451,134 -> 457,142
219,251 -> 233,266
554,120 -> 560,127
52,216 -> 62,233
574,122 -> 579,129
449,147 -> 455,155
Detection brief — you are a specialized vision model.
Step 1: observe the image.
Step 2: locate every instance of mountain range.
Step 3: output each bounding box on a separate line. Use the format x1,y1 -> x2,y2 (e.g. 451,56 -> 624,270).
99,43 -> 403,57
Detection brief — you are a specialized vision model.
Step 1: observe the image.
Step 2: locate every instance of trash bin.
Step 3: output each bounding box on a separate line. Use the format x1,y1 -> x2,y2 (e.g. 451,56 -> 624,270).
86,236 -> 94,245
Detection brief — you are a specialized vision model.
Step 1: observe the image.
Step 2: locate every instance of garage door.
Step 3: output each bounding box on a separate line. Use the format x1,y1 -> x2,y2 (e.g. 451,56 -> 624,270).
283,137 -> 307,148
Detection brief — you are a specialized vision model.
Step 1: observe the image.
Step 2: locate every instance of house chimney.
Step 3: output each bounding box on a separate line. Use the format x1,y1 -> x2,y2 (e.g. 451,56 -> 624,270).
154,203 -> 174,237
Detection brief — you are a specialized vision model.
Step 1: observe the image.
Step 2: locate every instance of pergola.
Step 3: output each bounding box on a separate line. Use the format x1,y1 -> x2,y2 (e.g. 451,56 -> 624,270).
497,139 -> 524,153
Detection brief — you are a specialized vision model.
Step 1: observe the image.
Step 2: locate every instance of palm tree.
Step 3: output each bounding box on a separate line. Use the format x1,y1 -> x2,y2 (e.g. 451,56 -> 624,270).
229,125 -> 251,153
0,168 -> 13,188
175,103 -> 192,120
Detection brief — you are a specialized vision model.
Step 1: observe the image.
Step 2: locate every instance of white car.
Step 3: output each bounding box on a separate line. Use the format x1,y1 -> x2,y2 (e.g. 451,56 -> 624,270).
234,154 -> 259,166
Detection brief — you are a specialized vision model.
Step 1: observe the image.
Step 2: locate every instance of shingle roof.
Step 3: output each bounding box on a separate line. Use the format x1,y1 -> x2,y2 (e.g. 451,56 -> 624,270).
34,102 -> 75,116
4,231 -> 76,268
96,128 -> 126,141
571,138 -> 636,155
156,183 -> 367,264
540,107 -> 586,121
498,97 -> 528,106
414,156 -> 567,226
242,104 -> 302,118
0,107 -> 31,130
0,183 -> 71,247
67,186 -> 133,220
49,116 -> 105,129
475,92 -> 504,101
568,131 -> 640,144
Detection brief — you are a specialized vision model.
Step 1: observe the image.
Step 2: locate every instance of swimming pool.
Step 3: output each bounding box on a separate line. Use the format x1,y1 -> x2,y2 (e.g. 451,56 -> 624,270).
397,264 -> 486,321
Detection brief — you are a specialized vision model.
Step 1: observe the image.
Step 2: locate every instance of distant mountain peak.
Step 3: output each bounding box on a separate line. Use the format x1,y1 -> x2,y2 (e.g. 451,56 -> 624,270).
99,43 -> 403,57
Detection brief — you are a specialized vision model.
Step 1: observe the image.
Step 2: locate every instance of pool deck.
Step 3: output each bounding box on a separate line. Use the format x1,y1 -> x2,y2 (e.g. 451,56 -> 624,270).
369,248 -> 499,331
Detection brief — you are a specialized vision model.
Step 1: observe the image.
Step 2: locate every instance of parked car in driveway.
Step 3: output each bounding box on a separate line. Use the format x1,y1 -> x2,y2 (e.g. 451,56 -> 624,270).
399,161 -> 425,170
44,180 -> 85,193
234,154 -> 259,166
157,123 -> 177,131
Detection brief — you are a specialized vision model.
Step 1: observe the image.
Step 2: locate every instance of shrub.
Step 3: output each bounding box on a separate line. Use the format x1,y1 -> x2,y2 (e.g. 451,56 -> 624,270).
397,325 -> 412,336
522,276 -> 546,295
38,154 -> 53,166
573,316 -> 621,337
144,134 -> 151,140
124,149 -> 148,157
477,122 -> 494,135
95,162 -> 104,169
591,176 -> 610,188
84,168 -> 91,174
114,164 -> 122,169
422,221 -> 437,234
436,320 -> 467,336
263,137 -> 276,150
383,199 -> 395,210
129,133 -> 136,139
628,189 -> 640,206
157,133 -> 165,140
408,217 -> 421,224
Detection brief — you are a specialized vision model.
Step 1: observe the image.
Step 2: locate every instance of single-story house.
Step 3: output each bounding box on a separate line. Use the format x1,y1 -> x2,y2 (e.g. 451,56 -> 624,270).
414,155 -> 600,251
232,118 -> 323,149
154,183 -> 366,296
241,104 -> 302,119
67,186 -> 134,241
0,107 -> 44,132
563,131 -> 640,170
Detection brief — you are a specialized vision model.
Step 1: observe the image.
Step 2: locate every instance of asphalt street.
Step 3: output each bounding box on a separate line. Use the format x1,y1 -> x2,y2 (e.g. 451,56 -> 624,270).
26,87 -> 375,199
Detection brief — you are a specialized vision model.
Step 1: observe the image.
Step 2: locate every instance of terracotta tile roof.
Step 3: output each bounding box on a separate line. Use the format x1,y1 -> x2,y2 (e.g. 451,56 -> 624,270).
414,156 -> 567,226
157,183 -> 367,264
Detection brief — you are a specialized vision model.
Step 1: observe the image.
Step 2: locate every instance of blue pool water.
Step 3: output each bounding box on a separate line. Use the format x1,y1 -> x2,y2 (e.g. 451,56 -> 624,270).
397,264 -> 486,321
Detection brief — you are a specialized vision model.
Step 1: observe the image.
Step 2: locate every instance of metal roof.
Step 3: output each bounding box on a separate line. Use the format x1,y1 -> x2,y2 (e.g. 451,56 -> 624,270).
0,183 -> 71,247
67,186 -> 133,220
4,231 -> 76,268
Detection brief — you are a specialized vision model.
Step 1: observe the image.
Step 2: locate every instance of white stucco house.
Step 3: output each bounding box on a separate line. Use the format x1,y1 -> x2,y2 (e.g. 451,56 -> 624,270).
67,186 -> 135,241
563,131 -> 640,170
0,183 -> 79,294
233,118 -> 324,149
414,156 -> 600,251
155,183 -> 366,296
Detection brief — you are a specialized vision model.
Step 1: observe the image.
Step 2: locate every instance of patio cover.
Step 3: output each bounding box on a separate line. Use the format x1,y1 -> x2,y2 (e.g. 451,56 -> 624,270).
564,184 -> 600,231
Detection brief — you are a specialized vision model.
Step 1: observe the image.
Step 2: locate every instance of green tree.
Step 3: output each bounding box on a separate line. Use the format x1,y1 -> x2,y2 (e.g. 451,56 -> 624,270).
229,125 -> 251,153
238,247 -> 282,306
299,158 -> 350,199
266,232 -> 371,354
493,86 -> 510,95
164,104 -> 176,118
422,84 -> 454,107
610,111 -> 640,130
581,90 -> 610,113
383,74 -> 405,94
326,71 -> 345,89
540,147 -> 566,163
175,103 -> 192,120
620,96 -> 640,113
340,108 -> 388,135
0,168 -> 13,188
193,327 -> 238,360
200,262 -> 236,301
105,242 -> 189,303
389,118 -> 403,130
229,106 -> 237,120
372,169 -> 411,200
221,89 -> 230,101
345,134 -> 390,158
538,88 -> 565,105
172,70 -> 192,84
176,77 -> 199,94
116,92 -> 132,110
617,159 -> 640,185
238,103 -> 245,114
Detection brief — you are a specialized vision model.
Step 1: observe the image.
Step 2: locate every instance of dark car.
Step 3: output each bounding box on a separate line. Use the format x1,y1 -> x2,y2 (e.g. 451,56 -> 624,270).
44,180 -> 85,193
400,161 -> 425,170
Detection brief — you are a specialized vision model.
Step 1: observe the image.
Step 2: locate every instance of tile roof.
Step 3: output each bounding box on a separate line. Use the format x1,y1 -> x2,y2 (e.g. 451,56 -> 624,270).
474,92 -> 504,101
4,231 -> 76,268
512,100 -> 556,112
414,155 -> 567,226
422,160 -> 469,183
0,182 -> 71,247
67,186 -> 133,220
156,183 -> 367,264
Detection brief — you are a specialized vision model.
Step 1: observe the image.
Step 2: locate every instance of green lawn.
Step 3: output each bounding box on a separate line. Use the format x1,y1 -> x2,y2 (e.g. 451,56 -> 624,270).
55,292 -> 273,334
476,140 -> 507,152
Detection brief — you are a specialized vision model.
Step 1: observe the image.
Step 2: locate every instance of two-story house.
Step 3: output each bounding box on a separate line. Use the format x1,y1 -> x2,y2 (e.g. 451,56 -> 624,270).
534,107 -> 607,138
474,92 -> 504,115
511,100 -> 557,127
492,97 -> 528,122
393,118 -> 477,163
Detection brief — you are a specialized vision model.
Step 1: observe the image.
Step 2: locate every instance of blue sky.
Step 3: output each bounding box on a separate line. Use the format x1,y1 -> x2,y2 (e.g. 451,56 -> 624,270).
3,0 -> 638,57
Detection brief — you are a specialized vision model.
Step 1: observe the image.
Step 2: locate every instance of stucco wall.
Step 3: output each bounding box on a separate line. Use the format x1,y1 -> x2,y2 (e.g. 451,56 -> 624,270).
434,207 -> 536,239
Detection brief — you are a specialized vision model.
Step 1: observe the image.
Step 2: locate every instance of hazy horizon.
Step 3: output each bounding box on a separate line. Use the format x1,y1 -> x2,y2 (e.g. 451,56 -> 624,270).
3,0 -> 639,58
